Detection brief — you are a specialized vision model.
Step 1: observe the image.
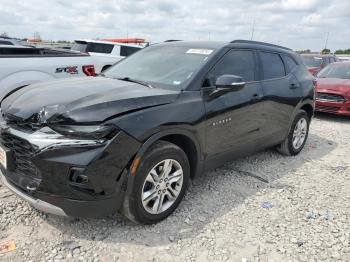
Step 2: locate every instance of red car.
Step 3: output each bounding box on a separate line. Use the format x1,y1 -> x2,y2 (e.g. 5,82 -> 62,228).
315,62 -> 350,116
301,54 -> 339,76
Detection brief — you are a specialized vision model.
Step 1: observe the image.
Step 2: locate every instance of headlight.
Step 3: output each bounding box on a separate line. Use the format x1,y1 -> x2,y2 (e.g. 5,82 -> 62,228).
50,124 -> 118,140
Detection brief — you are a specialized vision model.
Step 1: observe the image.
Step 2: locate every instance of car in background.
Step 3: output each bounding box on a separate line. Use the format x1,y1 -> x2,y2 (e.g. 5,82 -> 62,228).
71,39 -> 146,73
0,40 -> 314,224
0,45 -> 95,100
315,62 -> 350,116
301,54 -> 339,76
337,55 -> 350,62
0,37 -> 23,46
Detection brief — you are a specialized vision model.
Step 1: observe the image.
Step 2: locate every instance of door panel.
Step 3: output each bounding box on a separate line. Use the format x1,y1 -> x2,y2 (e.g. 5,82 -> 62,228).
258,52 -> 303,146
202,49 -> 264,162
204,82 -> 264,157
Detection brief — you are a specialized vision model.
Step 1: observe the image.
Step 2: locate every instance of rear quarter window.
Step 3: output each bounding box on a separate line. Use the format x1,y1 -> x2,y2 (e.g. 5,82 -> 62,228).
282,55 -> 298,74
120,46 -> 141,57
260,52 -> 286,80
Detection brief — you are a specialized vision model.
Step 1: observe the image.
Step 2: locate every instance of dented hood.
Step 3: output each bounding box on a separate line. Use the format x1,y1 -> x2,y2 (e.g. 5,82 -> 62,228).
1,77 -> 180,123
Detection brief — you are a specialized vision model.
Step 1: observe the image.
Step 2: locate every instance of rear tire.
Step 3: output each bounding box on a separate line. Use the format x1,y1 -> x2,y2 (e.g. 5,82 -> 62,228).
122,141 -> 190,224
277,110 -> 310,156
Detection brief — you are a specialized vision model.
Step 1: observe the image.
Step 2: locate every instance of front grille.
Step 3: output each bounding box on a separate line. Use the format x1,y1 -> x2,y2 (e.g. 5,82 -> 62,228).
316,92 -> 346,103
3,114 -> 40,133
0,133 -> 40,178
316,105 -> 340,113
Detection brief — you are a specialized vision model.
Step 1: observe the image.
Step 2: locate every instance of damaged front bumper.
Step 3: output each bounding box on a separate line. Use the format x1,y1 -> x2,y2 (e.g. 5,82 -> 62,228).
0,125 -> 141,218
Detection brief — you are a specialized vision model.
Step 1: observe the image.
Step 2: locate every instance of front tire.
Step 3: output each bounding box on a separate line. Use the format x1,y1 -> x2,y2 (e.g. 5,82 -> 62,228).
122,141 -> 190,224
277,110 -> 310,156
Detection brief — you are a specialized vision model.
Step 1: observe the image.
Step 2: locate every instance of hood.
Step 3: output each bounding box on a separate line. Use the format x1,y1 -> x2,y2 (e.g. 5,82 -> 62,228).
1,77 -> 180,123
316,78 -> 350,93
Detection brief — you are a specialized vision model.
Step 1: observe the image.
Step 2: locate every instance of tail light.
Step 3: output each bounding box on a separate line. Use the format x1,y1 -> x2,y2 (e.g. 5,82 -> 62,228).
82,65 -> 96,76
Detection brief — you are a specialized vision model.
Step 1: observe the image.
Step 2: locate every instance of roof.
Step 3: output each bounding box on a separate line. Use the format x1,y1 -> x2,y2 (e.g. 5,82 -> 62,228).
74,39 -> 146,48
158,41 -> 228,49
159,40 -> 295,55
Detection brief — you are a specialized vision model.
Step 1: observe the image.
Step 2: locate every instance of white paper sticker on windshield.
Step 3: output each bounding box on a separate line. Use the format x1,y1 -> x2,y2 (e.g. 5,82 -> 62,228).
314,57 -> 322,60
186,49 -> 213,55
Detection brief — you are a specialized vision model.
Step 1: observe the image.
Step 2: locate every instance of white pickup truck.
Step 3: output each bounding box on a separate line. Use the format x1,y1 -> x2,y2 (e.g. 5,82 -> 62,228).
71,39 -> 146,73
0,46 -> 96,100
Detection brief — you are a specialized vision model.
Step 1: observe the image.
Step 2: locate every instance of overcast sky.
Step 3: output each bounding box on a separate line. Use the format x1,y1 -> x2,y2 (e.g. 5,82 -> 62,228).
1,0 -> 350,51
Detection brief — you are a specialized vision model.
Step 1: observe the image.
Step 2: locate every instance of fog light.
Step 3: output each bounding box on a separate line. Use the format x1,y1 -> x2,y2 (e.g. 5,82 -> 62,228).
69,168 -> 89,184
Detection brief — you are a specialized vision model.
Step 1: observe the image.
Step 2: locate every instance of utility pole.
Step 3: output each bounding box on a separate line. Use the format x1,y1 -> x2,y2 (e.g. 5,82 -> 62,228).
324,32 -> 330,50
250,18 -> 255,40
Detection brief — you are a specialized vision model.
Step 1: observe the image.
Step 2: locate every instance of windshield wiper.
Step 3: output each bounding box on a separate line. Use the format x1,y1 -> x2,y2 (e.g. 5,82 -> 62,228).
117,77 -> 153,88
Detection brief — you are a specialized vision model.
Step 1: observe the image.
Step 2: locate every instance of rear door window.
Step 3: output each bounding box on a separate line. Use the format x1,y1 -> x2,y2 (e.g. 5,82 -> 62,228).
260,52 -> 286,80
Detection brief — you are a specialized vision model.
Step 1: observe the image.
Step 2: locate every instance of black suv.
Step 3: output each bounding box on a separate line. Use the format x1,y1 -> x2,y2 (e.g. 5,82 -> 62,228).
0,40 -> 314,224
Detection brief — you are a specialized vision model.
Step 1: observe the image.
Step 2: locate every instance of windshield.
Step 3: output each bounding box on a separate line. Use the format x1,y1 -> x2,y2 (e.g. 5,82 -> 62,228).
104,45 -> 214,90
301,56 -> 323,67
317,63 -> 350,79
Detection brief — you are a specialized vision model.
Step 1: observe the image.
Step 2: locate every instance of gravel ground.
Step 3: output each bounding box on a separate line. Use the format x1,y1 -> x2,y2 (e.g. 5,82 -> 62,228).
0,113 -> 349,262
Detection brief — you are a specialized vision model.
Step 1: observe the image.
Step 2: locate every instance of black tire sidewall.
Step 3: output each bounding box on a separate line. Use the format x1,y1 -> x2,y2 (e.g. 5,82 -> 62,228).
287,111 -> 310,155
130,142 -> 190,224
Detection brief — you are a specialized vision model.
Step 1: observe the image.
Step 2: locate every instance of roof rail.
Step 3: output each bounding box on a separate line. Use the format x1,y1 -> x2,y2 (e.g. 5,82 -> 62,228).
230,40 -> 292,51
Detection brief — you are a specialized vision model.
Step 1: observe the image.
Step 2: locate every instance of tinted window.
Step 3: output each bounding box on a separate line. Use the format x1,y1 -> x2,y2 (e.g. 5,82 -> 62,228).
71,42 -> 87,52
260,52 -> 285,79
86,43 -> 114,54
206,50 -> 255,85
120,46 -> 141,57
282,55 -> 298,74
0,40 -> 13,45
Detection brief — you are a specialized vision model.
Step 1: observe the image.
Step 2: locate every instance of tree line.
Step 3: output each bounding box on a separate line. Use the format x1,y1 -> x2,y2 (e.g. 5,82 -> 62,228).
297,48 -> 350,55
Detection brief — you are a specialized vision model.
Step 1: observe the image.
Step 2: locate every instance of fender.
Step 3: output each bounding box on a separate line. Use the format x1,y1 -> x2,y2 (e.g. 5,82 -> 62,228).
123,127 -> 204,204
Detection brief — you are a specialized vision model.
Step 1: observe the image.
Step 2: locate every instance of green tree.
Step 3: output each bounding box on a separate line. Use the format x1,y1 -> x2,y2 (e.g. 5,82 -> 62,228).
321,48 -> 331,54
335,49 -> 350,54
296,49 -> 311,54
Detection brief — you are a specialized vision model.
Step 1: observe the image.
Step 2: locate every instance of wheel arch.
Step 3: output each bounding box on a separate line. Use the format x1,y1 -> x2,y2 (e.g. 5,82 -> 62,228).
132,129 -> 203,179
283,99 -> 314,141
300,103 -> 314,120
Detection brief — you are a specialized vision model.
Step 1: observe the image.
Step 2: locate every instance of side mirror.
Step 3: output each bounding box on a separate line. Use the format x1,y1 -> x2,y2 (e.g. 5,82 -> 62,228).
215,75 -> 246,90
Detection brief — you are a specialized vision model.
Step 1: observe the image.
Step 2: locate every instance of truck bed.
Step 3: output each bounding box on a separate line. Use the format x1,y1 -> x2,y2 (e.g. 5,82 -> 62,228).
0,46 -> 89,57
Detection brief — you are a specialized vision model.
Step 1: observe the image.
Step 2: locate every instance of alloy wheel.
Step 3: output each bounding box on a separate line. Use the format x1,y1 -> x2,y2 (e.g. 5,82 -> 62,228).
141,159 -> 184,214
292,118 -> 307,150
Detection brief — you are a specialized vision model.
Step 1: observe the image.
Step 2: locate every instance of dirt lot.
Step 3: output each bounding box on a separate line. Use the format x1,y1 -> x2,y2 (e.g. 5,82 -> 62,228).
0,113 -> 349,262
